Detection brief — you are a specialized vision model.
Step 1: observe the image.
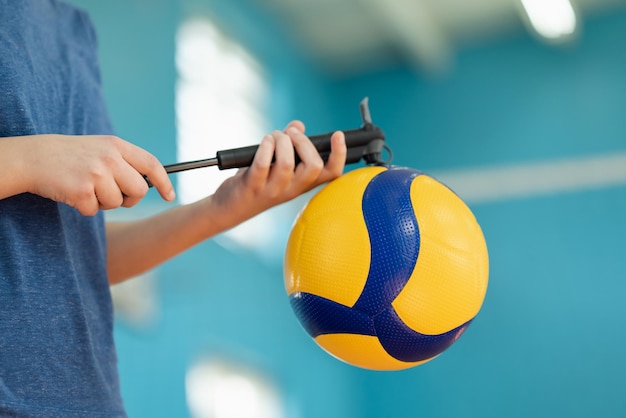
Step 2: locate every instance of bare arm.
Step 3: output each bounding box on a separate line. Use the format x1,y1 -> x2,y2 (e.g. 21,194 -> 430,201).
105,122 -> 346,284
0,125 -> 345,285
0,136 -> 31,199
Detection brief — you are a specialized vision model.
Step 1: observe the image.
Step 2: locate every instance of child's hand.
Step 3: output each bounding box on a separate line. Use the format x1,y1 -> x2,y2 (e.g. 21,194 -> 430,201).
207,121 -> 347,231
16,134 -> 175,215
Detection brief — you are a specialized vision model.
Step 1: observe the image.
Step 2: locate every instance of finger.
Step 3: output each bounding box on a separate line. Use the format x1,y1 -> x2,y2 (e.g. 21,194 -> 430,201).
284,120 -> 305,134
111,159 -> 151,207
294,130 -> 346,193
320,131 -> 347,181
245,134 -> 274,190
94,177 -> 124,211
268,130 -> 295,190
289,127 -> 324,181
70,188 -> 100,217
118,139 -> 175,202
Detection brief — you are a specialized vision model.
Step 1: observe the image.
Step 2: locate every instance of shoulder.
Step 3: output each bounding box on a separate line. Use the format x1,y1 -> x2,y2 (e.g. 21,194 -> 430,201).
0,0 -> 112,137
0,1 -> 97,42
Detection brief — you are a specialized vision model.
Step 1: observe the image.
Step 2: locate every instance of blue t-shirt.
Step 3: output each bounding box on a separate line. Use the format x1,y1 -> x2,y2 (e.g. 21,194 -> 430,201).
0,1 -> 126,416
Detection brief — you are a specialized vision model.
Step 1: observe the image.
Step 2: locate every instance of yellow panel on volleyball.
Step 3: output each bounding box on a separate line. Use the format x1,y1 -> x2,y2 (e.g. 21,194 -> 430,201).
284,166 -> 387,307
315,333 -> 434,371
392,175 -> 489,335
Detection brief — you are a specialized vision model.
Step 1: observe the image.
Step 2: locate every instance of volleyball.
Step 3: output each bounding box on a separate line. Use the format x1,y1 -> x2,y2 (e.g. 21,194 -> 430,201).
283,165 -> 489,371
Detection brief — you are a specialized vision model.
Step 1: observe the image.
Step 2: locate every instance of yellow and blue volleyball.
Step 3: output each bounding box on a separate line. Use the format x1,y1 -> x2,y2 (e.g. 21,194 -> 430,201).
284,166 -> 489,371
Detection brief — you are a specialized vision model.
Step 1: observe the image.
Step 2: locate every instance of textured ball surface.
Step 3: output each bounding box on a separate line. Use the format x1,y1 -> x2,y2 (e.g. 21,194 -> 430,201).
284,166 -> 489,371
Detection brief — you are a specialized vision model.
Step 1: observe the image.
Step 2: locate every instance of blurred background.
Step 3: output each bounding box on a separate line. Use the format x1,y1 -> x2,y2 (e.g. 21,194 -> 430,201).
68,0 -> 626,416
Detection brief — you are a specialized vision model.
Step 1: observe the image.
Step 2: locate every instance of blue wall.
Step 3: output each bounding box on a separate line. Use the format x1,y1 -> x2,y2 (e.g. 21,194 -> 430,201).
336,10 -> 626,418
68,1 -> 626,417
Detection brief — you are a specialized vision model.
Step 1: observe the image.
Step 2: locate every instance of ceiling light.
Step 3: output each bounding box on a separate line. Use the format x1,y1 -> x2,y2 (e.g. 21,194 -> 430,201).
520,0 -> 577,41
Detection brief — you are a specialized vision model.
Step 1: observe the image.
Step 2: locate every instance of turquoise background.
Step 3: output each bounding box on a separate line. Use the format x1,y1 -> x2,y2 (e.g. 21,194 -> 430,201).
68,1 -> 626,417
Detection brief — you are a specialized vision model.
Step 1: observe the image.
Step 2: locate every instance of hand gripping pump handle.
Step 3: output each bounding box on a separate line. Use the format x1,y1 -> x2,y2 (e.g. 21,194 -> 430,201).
146,98 -> 387,187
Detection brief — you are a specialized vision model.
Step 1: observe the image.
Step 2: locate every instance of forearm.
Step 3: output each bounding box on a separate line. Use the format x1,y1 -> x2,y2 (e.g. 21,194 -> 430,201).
0,136 -> 34,199
106,126 -> 346,284
105,196 -> 229,284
